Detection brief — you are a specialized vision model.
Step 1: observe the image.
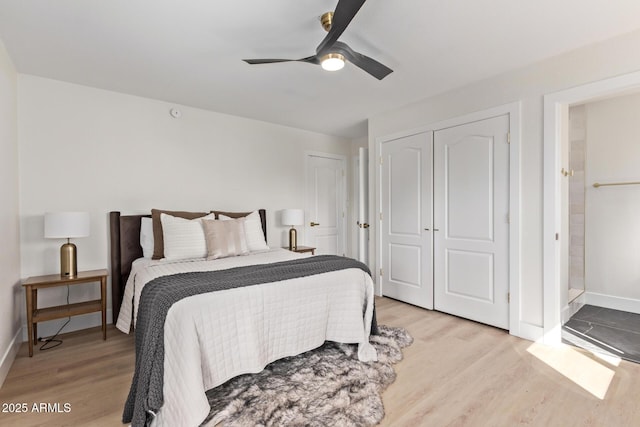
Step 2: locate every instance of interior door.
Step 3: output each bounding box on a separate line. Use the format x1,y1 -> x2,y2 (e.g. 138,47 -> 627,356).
380,132 -> 433,309
433,115 -> 510,329
305,154 -> 345,255
357,147 -> 369,264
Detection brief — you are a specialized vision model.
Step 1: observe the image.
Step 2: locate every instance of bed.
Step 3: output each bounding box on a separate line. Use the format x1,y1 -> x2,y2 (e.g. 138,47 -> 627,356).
109,209 -> 377,427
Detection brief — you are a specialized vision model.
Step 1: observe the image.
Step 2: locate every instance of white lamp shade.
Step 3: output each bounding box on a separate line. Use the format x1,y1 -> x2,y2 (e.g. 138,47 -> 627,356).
44,212 -> 90,239
281,209 -> 304,226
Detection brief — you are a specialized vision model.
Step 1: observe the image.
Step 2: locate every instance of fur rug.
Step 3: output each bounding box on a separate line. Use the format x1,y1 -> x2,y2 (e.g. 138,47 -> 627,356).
202,325 -> 413,427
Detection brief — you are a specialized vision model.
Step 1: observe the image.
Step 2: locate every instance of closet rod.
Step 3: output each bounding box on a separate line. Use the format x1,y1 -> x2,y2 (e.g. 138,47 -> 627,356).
592,181 -> 640,188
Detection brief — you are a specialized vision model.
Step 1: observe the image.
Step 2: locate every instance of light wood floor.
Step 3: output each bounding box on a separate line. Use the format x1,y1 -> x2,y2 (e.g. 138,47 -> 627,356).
1,297 -> 640,426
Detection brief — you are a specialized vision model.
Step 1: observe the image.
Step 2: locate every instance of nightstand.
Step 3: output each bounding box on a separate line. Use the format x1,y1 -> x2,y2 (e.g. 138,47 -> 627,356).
22,269 -> 108,357
285,246 -> 316,255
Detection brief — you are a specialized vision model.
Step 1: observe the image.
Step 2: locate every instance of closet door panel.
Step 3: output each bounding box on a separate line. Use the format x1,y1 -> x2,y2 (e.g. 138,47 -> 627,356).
380,132 -> 433,309
447,137 -> 494,241
434,115 -> 510,329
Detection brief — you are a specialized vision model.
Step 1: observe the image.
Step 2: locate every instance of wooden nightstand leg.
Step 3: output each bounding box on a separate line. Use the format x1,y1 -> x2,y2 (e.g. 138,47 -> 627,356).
32,289 -> 37,344
25,286 -> 34,357
101,277 -> 107,340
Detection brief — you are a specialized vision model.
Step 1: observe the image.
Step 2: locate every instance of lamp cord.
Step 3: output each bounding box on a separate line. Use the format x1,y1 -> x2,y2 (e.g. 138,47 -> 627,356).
38,285 -> 70,351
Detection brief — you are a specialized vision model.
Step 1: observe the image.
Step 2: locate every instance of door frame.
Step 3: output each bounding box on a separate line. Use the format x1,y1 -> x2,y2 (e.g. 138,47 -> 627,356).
304,151 -> 347,256
543,70 -> 640,344
375,102 -> 522,337
354,147 -> 369,264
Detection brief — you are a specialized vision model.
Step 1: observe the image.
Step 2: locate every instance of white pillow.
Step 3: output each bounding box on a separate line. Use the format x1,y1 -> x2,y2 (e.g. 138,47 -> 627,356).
219,211 -> 269,252
140,217 -> 154,259
160,212 -> 216,260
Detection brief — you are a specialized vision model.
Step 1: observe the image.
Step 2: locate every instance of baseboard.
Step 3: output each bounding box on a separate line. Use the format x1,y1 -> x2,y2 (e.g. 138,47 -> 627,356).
562,293 -> 586,324
0,327 -> 22,388
512,321 -> 544,342
21,309 -> 113,343
584,292 -> 640,315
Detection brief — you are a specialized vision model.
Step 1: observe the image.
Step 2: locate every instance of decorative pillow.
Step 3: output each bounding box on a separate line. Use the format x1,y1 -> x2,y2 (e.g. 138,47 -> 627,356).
140,217 -> 154,259
151,209 -> 208,259
160,213 -> 216,260
202,218 -> 249,259
218,210 -> 269,252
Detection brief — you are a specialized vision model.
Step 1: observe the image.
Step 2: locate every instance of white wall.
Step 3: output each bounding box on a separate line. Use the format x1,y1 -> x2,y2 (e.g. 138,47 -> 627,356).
18,75 -> 352,337
584,92 -> 640,311
0,39 -> 21,387
368,29 -> 640,332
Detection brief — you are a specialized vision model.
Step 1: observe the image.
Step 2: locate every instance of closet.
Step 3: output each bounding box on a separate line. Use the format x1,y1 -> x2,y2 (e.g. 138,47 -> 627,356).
379,114 -> 510,329
561,92 -> 640,362
563,94 -> 640,311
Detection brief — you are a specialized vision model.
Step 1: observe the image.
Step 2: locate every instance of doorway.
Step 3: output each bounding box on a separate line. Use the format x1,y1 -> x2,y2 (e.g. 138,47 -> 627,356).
562,94 -> 640,361
304,152 -> 346,256
543,70 -> 640,344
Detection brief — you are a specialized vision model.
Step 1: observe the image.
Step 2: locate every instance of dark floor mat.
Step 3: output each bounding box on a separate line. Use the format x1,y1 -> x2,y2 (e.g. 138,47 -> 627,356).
563,305 -> 640,364
570,305 -> 640,333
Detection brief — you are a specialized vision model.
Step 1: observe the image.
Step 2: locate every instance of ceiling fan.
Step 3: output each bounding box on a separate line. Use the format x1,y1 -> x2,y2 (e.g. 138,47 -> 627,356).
243,0 -> 393,80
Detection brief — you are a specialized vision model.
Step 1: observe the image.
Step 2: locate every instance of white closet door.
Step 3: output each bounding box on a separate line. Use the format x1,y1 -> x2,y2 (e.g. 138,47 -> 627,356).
380,132 -> 433,309
433,115 -> 510,329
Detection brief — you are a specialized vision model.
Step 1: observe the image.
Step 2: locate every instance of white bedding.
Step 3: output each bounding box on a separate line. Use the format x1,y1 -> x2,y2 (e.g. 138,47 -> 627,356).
116,248 -> 377,427
117,248 -> 310,332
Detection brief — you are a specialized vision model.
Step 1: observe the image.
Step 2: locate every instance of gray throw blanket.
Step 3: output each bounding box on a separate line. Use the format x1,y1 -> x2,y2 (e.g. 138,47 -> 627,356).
122,255 -> 377,426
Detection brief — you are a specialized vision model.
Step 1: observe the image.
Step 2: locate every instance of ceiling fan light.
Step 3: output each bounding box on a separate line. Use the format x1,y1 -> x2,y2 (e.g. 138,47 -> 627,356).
321,53 -> 345,71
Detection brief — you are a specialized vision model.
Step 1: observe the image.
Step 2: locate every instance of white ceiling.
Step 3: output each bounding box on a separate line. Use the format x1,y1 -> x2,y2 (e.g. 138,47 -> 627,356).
1,1 -> 640,138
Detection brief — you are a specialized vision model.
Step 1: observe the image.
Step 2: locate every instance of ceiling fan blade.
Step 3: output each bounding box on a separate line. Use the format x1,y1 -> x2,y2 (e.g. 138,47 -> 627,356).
243,55 -> 319,65
332,41 -> 392,80
316,0 -> 367,54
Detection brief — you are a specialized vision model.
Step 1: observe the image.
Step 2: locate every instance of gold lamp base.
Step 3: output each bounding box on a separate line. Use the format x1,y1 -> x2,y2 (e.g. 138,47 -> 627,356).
288,227 -> 298,251
60,241 -> 77,278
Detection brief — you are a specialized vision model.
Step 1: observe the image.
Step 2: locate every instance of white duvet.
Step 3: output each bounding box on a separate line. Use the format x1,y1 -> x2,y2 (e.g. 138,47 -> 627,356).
116,248 -> 377,427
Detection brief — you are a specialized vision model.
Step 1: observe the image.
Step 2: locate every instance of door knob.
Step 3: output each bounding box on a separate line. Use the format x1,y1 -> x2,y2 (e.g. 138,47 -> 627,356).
310,222 -> 320,227
357,221 -> 370,229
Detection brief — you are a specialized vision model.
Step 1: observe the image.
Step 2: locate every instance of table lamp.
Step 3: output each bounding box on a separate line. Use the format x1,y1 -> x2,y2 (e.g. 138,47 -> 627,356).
282,209 -> 304,250
44,212 -> 90,278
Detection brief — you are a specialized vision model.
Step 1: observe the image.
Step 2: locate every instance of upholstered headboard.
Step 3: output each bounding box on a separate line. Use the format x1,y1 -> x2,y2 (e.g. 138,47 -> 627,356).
109,209 -> 267,322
